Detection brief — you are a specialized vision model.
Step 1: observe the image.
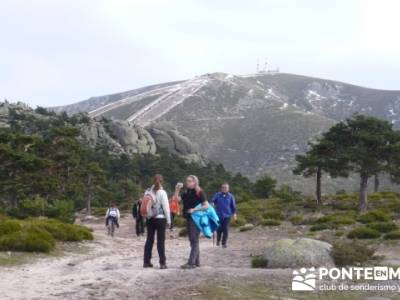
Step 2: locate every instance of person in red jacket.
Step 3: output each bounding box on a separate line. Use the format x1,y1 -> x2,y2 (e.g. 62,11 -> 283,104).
169,182 -> 183,230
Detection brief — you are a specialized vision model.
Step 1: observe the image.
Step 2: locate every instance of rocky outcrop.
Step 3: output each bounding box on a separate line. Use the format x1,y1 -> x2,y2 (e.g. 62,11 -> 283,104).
79,119 -> 156,155
264,238 -> 334,268
148,122 -> 205,164
0,101 -> 205,162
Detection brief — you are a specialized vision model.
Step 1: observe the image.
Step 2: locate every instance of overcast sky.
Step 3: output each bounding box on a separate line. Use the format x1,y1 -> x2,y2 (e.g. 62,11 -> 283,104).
1,0 -> 400,107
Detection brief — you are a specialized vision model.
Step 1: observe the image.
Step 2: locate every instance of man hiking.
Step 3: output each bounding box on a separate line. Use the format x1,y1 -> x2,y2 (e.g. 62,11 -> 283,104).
211,183 -> 237,248
132,198 -> 145,236
105,203 -> 120,228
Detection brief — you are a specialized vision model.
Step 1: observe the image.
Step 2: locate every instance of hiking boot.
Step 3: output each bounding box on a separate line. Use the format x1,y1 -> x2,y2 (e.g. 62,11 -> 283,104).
216,241 -> 220,246
196,263 -> 201,267
143,263 -> 153,268
181,263 -> 196,269
222,244 -> 227,248
160,264 -> 168,269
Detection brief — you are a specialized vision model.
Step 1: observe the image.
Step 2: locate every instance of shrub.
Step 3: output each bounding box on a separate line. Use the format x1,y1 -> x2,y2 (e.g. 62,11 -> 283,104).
357,210 -> 391,224
262,210 -> 284,220
261,219 -> 281,226
272,185 -> 303,202
91,207 -> 107,217
335,230 -> 344,237
0,220 -> 22,235
251,255 -> 268,268
179,228 -> 188,237
289,215 -> 303,225
0,218 -> 93,253
331,241 -> 376,266
174,216 -> 187,228
384,231 -> 400,240
31,219 -> 93,241
302,200 -> 318,210
366,222 -> 398,233
314,214 -> 355,225
46,200 -> 75,223
347,227 -> 381,239
310,223 -> 331,231
0,227 -> 55,253
231,215 -> 246,227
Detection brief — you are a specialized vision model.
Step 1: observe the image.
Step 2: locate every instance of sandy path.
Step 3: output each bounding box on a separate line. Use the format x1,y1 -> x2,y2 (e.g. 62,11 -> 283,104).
0,217 -> 291,300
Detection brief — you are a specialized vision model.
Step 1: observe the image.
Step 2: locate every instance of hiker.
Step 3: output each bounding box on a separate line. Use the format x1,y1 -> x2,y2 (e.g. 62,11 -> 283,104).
105,203 -> 120,228
169,182 -> 183,230
181,175 -> 209,269
211,183 -> 237,248
143,174 -> 171,269
132,198 -> 145,236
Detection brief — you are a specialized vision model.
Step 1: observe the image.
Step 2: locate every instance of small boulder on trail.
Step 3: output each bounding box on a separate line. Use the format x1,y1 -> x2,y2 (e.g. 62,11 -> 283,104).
264,238 -> 334,268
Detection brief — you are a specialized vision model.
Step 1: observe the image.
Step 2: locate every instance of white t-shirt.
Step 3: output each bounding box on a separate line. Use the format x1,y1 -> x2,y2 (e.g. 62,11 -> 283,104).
105,207 -> 120,219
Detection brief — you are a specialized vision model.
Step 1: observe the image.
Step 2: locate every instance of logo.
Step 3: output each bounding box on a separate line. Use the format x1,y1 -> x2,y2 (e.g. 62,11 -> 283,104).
292,267 -> 316,291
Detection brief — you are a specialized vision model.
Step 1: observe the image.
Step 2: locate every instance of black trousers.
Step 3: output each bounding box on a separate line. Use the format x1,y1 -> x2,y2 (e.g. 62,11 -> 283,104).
144,218 -> 167,265
135,217 -> 145,236
170,213 -> 176,229
105,216 -> 119,228
217,217 -> 231,245
187,218 -> 200,266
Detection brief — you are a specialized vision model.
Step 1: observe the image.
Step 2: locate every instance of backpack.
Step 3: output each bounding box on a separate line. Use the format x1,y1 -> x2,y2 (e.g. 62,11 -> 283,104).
140,189 -> 164,218
169,196 -> 180,215
108,207 -> 118,217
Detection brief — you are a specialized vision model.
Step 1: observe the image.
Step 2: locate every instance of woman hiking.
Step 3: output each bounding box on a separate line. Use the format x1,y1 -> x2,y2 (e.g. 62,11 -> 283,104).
169,182 -> 183,230
181,175 -> 209,269
143,174 -> 171,269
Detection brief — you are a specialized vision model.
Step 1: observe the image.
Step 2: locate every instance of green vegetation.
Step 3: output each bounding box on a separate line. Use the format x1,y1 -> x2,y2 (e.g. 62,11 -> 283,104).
251,255 -> 268,268
331,240 -> 376,266
262,210 -> 284,220
0,218 -> 92,253
252,175 -> 276,198
294,114 -> 400,211
231,215 -> 246,227
260,219 -> 281,226
178,228 -> 188,237
0,107 -> 258,221
310,223 -> 332,231
173,216 -> 187,228
357,210 -> 391,223
384,231 -> 400,240
366,221 -> 398,233
347,227 -> 381,239
313,213 -> 356,225
289,215 -> 303,225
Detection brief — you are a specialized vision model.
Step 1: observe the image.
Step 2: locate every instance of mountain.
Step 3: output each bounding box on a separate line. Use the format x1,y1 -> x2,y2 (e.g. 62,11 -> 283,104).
51,72 -> 400,191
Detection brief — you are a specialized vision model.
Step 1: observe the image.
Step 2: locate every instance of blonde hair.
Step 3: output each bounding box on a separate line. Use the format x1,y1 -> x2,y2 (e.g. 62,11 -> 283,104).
187,175 -> 199,186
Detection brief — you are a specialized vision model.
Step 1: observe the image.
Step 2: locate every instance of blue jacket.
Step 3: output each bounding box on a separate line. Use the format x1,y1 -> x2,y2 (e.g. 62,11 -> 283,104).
191,204 -> 220,238
211,192 -> 237,219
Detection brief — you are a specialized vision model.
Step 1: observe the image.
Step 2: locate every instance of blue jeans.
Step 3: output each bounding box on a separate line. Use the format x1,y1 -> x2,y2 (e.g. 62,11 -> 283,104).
217,217 -> 231,245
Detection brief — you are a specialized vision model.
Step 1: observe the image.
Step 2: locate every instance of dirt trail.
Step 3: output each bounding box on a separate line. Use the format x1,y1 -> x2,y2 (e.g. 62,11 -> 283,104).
0,217 -> 291,300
